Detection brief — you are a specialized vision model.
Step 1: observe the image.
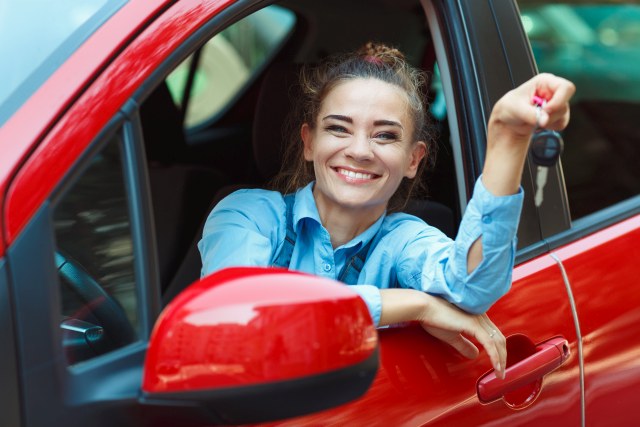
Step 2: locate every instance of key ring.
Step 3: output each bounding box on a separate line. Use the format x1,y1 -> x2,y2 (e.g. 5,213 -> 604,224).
533,94 -> 545,129
535,105 -> 542,129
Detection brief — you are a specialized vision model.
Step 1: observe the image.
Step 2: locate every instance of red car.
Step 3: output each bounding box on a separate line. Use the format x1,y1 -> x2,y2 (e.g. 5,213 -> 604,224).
1,0 -> 639,426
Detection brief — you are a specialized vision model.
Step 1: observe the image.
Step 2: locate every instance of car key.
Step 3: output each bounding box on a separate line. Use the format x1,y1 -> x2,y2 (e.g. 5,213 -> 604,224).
530,95 -> 564,207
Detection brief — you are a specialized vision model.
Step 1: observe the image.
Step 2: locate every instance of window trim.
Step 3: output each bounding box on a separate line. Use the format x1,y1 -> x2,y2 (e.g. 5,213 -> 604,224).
546,195 -> 640,252
0,258 -> 21,427
168,4 -> 298,131
6,112 -> 154,424
130,0 -> 282,114
121,106 -> 162,336
49,116 -> 145,356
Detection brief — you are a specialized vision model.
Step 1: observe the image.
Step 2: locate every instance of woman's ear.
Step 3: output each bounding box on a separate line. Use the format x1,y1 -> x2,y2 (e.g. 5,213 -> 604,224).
404,141 -> 427,179
301,123 -> 314,161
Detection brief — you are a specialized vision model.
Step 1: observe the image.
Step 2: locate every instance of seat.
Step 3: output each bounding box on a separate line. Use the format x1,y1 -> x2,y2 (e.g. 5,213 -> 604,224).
162,62 -> 456,303
140,82 -> 228,293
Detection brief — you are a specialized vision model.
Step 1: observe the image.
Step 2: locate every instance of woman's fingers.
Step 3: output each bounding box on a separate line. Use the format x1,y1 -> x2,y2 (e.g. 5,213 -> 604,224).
422,325 -> 480,360
533,73 -> 575,130
461,320 -> 505,380
537,73 -> 576,108
499,73 -> 575,132
418,296 -> 506,379
479,314 -> 507,379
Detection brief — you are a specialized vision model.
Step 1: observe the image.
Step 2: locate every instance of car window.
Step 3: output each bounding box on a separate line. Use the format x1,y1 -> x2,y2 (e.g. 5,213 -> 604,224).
166,5 -> 296,128
519,1 -> 640,220
52,131 -> 138,365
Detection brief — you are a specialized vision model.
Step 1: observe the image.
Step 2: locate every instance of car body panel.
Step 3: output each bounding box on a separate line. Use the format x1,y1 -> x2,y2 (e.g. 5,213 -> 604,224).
552,214 -> 640,424
250,254 -> 581,426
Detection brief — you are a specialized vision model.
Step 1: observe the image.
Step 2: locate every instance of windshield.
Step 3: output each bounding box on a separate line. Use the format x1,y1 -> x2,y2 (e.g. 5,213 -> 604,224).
0,0 -> 127,127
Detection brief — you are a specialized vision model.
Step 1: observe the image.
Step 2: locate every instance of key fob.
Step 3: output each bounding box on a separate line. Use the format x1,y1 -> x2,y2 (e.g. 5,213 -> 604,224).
530,129 -> 564,167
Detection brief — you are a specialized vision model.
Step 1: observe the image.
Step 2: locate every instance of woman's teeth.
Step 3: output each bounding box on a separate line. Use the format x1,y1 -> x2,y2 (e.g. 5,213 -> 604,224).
338,168 -> 375,180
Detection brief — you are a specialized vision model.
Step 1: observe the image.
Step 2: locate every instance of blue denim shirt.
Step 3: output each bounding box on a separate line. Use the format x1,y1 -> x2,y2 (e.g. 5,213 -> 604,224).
199,177 -> 523,326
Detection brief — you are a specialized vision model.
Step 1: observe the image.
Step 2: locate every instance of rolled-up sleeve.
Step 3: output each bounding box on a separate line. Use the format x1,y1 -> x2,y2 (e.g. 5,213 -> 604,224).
398,176 -> 523,314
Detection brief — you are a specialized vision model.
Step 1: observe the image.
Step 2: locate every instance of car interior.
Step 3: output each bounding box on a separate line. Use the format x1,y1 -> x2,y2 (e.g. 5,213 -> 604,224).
138,0 -> 461,302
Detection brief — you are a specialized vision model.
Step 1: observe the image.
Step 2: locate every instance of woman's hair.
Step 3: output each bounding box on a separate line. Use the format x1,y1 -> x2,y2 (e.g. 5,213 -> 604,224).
272,42 -> 436,212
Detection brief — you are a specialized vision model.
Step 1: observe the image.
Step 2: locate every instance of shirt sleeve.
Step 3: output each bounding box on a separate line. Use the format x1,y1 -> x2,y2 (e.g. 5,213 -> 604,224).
198,189 -> 286,277
397,175 -> 524,314
348,285 -> 383,326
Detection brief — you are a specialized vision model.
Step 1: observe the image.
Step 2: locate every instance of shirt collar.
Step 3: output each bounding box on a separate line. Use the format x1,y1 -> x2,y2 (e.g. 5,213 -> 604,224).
293,182 -> 385,251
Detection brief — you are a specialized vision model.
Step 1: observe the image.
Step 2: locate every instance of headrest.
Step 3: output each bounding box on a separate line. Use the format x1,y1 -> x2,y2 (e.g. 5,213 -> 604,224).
252,63 -> 303,180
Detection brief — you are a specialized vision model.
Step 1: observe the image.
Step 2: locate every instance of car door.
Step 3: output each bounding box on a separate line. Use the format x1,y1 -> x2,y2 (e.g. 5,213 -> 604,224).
518,1 -> 640,424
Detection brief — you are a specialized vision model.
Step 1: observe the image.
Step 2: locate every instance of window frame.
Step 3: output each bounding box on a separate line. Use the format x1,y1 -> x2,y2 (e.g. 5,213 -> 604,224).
6,113 -> 157,425
423,0 -> 556,262
166,3 -> 297,132
0,258 -> 21,427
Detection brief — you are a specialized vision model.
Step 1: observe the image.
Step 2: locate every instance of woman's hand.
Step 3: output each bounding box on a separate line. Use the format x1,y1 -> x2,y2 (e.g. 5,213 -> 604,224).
483,73 -> 576,196
379,289 -> 506,379
417,296 -> 506,380
490,73 -> 575,139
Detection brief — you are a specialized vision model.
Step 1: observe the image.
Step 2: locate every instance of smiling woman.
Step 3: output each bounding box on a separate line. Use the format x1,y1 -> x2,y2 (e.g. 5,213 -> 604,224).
300,78 -> 425,232
198,42 -> 575,380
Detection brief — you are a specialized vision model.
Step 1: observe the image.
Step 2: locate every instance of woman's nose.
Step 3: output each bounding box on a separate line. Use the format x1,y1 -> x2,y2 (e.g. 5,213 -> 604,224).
344,133 -> 374,161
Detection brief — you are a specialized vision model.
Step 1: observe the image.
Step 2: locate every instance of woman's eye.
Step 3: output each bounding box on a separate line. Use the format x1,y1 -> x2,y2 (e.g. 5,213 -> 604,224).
374,132 -> 398,142
326,125 -> 349,135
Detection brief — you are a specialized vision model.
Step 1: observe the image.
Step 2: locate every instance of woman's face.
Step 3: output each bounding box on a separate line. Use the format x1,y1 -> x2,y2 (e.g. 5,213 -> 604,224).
302,78 -> 426,218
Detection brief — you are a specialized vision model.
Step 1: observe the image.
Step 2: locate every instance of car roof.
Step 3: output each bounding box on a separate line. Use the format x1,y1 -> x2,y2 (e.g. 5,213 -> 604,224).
0,0 -> 129,128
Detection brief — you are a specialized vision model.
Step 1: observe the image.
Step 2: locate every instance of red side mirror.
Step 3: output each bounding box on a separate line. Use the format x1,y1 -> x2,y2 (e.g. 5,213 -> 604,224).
141,267 -> 378,425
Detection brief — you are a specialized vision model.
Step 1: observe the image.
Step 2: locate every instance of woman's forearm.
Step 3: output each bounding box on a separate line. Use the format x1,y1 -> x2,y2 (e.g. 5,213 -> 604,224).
379,288 -> 429,326
378,288 -> 506,378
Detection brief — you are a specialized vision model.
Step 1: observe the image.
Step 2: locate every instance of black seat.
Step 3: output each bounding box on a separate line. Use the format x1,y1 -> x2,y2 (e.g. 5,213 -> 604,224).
140,82 -> 228,293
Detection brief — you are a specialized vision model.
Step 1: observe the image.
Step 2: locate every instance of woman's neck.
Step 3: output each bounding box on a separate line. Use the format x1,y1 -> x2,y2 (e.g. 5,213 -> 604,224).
313,193 -> 386,248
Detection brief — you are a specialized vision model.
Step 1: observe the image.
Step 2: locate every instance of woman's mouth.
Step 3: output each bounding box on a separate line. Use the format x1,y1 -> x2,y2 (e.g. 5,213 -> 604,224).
334,167 -> 380,181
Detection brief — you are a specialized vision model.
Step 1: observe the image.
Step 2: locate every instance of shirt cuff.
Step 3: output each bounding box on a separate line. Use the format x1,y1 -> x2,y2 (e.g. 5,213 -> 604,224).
348,284 -> 382,327
460,175 -> 524,246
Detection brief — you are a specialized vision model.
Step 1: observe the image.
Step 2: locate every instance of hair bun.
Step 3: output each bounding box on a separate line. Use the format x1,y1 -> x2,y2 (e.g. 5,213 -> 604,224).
358,42 -> 405,66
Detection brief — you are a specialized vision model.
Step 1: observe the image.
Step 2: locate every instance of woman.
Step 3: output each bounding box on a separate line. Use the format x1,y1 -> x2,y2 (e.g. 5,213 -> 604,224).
199,43 -> 575,379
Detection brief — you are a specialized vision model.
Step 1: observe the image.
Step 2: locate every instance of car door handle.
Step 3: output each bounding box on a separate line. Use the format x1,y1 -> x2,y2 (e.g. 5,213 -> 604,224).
477,337 -> 570,403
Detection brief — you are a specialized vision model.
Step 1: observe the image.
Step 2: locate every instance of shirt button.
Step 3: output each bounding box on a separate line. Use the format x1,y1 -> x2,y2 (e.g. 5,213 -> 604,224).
482,215 -> 492,224
323,263 -> 332,272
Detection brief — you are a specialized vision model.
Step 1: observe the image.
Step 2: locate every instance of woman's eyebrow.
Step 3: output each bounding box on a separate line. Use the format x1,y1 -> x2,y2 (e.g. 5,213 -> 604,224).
322,114 -> 352,123
322,115 -> 403,129
374,119 -> 403,129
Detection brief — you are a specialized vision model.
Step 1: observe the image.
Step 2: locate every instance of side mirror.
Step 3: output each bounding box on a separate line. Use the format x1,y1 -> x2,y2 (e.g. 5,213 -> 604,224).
140,267 -> 378,425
